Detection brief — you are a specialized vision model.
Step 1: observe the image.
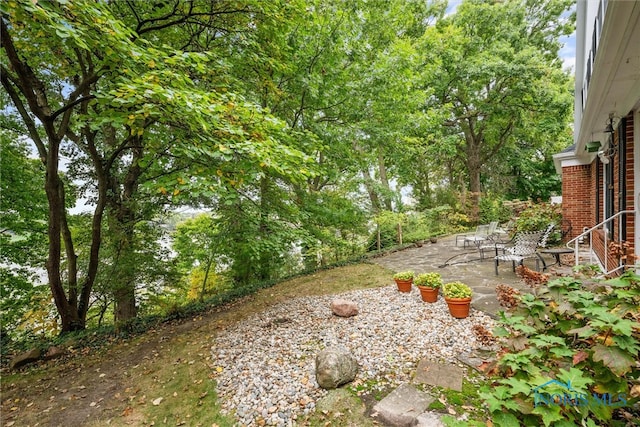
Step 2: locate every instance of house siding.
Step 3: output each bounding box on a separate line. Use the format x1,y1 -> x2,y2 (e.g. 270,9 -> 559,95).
560,111 -> 635,271
562,165 -> 593,241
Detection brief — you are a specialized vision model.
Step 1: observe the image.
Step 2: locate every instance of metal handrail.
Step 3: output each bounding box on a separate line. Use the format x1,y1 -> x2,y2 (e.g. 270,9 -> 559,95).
566,210 -> 637,275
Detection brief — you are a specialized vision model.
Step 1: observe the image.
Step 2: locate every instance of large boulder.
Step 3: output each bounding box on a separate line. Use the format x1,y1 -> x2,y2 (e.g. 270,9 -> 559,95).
9,348 -> 42,370
330,299 -> 359,318
315,346 -> 358,389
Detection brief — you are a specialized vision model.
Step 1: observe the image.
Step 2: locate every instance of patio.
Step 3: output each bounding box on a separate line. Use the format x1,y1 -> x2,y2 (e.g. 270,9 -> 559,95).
371,234 -> 574,316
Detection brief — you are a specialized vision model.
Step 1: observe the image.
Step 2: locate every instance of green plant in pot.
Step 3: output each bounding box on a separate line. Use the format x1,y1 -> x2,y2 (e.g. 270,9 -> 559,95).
393,270 -> 414,293
442,281 -> 473,318
414,272 -> 442,303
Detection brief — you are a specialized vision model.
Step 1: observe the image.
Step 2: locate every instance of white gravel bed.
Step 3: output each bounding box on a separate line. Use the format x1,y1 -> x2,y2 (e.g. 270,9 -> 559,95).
211,285 -> 495,426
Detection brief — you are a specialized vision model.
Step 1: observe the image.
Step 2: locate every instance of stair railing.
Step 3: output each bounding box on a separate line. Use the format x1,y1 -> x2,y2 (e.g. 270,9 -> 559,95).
565,209 -> 637,275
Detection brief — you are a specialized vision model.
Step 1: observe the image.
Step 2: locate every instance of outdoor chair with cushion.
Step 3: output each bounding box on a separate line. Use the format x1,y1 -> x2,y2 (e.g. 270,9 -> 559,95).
494,230 -> 544,275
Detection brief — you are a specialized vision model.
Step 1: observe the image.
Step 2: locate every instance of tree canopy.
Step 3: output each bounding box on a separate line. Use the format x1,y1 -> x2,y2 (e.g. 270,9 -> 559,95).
1,0 -> 574,337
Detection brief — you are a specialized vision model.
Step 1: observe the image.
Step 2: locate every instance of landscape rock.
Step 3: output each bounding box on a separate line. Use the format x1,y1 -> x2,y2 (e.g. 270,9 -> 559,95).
330,299 -> 359,317
413,358 -> 464,391
315,346 -> 358,389
9,348 -> 42,370
416,412 -> 445,427
373,384 -> 434,427
43,346 -> 66,360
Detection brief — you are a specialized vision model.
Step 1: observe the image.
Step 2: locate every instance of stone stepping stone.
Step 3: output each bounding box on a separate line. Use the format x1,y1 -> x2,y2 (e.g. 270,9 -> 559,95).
412,358 -> 464,391
372,384 -> 434,427
416,412 -> 445,427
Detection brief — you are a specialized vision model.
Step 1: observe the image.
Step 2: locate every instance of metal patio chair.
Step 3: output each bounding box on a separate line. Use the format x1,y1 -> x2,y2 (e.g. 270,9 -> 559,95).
494,230 -> 544,275
458,221 -> 499,249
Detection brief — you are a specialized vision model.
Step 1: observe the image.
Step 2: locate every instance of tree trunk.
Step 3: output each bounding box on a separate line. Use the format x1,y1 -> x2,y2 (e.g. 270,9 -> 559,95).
114,284 -> 137,328
465,132 -> 483,222
377,150 -> 393,211
362,168 -> 382,212
352,142 -> 381,212
107,141 -> 144,327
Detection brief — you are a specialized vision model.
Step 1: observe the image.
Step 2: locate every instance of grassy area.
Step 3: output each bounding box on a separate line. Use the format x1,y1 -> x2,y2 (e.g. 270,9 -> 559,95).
2,263 -> 395,427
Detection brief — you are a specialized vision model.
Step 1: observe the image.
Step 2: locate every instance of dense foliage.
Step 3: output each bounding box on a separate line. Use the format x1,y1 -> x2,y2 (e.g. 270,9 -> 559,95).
482,273 -> 640,426
1,0 -> 574,339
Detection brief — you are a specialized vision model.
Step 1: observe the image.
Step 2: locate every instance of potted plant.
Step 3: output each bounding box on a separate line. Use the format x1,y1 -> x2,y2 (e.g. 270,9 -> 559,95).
414,272 -> 442,302
393,270 -> 414,293
442,281 -> 473,318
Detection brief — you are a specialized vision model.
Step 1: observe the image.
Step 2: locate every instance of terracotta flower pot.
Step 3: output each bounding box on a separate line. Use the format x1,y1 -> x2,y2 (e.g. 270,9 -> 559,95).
445,297 -> 472,318
394,279 -> 412,293
417,286 -> 439,303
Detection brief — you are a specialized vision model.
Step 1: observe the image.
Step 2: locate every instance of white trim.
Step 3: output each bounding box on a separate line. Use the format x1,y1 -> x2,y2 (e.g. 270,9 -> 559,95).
562,158 -> 592,168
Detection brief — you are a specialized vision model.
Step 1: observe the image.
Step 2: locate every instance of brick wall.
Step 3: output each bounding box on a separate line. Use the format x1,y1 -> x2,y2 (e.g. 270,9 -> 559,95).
562,164 -> 593,241
623,113 -> 635,254
561,110 -> 635,269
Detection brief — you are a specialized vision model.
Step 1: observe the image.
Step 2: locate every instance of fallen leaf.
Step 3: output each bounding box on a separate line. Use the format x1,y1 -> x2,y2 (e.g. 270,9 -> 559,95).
572,350 -> 589,365
152,397 -> 163,406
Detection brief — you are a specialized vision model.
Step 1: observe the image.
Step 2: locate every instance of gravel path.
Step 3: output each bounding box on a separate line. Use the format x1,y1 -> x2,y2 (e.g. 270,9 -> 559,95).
211,284 -> 496,426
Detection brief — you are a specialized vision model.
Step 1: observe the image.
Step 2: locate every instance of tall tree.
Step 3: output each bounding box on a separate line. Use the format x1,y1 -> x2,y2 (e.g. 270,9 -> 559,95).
1,0 -> 309,332
418,0 -> 574,219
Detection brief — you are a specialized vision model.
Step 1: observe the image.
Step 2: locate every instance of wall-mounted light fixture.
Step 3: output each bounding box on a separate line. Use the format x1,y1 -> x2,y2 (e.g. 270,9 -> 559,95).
598,116 -> 618,164
604,117 -> 615,134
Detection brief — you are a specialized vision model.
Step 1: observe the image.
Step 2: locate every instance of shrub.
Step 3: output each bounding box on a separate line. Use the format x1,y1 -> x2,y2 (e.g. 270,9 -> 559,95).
515,202 -> 562,233
393,270 -> 414,281
414,272 -> 443,288
479,194 -> 513,224
480,272 -> 640,426
442,281 -> 473,298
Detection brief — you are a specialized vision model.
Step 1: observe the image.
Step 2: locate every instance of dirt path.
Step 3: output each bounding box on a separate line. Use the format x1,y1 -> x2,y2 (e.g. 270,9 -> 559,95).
2,310 -> 221,426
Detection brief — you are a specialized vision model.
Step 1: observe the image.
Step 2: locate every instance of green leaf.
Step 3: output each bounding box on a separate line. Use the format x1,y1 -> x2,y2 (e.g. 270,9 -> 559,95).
501,376 -> 532,396
493,326 -> 511,337
592,344 -> 636,375
530,334 -> 566,347
556,367 -> 593,393
612,334 -> 640,354
566,325 -> 597,338
491,412 -> 521,427
531,404 -> 564,427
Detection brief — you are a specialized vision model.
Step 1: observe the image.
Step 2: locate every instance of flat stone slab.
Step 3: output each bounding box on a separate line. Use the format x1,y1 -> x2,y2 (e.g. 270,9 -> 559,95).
372,384 -> 434,427
416,412 -> 445,427
413,359 -> 464,391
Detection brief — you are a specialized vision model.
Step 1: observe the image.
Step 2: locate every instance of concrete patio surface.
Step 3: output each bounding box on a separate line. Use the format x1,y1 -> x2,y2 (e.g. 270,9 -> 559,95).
371,234 -> 574,316
365,234 -> 577,426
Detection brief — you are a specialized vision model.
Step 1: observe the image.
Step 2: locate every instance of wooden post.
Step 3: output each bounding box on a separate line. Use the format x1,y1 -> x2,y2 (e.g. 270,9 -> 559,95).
397,222 -> 403,245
